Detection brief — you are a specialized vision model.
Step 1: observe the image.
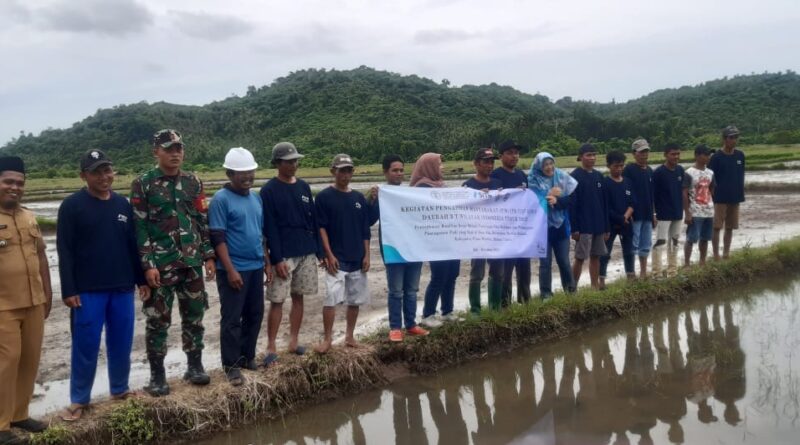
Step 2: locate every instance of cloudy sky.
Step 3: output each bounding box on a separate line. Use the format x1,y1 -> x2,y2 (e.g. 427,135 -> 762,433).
1,0 -> 799,145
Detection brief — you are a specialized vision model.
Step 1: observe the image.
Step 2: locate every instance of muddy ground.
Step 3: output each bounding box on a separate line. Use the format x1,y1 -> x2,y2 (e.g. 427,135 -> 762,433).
29,191 -> 800,415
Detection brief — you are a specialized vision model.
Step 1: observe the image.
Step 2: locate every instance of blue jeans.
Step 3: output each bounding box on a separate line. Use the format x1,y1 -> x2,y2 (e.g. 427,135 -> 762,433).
600,225 -> 635,277
423,260 -> 460,317
631,219 -> 653,257
70,290 -> 135,405
539,225 -> 574,298
386,262 -> 423,329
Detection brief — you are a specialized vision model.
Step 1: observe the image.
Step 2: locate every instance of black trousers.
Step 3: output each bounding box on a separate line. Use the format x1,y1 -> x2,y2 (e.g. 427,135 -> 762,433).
217,268 -> 265,368
502,258 -> 532,305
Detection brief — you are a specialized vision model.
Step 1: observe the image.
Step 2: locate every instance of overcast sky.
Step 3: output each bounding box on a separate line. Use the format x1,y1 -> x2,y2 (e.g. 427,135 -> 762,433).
1,0 -> 799,145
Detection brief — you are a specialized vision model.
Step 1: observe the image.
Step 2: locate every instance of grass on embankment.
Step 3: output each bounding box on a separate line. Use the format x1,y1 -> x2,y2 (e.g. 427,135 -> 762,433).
29,236 -> 800,445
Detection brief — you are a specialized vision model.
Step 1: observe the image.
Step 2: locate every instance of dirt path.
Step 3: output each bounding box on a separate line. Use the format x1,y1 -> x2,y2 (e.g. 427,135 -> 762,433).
30,191 -> 800,416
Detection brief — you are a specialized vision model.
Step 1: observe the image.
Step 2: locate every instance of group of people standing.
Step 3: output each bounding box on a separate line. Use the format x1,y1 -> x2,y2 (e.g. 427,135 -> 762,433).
0,125 -> 744,444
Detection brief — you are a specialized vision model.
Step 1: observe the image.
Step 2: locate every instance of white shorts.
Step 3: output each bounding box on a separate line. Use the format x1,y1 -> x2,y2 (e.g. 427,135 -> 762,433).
324,269 -> 369,307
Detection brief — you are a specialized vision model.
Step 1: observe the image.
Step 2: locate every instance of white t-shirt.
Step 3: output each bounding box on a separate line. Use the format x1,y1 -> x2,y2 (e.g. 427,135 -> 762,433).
683,166 -> 715,218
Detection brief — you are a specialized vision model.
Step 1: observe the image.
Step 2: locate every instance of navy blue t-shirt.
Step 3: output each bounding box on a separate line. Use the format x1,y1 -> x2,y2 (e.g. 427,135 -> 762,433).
462,177 -> 502,190
708,149 -> 745,203
569,168 -> 609,234
315,187 -> 371,263
623,163 -> 654,221
653,164 -> 685,221
490,167 -> 527,189
604,176 -> 636,230
260,178 -> 322,265
56,189 -> 145,298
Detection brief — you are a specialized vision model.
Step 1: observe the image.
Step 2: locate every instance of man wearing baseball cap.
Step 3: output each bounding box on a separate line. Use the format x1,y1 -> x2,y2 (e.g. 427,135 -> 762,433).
464,148 -> 504,313
708,126 -> 745,260
131,129 -> 216,396
209,147 -> 268,386
314,154 -> 372,353
260,142 -> 324,366
623,138 -> 657,278
57,150 -> 148,420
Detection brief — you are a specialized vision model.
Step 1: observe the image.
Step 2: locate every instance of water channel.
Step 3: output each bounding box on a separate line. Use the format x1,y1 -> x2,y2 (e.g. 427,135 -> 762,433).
201,276 -> 800,445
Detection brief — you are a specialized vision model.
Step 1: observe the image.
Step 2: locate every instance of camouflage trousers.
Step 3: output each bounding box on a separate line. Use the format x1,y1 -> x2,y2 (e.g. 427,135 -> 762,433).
143,266 -> 208,359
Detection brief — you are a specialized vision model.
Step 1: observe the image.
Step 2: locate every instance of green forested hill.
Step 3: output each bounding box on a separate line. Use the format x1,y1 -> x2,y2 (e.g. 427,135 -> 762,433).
3,67 -> 799,176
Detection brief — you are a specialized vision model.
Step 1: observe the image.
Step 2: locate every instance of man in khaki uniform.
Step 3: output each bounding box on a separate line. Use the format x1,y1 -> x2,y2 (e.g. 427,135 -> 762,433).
0,156 -> 52,445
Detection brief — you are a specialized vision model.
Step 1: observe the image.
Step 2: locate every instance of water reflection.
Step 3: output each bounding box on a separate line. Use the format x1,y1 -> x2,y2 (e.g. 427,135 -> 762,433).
204,278 -> 800,445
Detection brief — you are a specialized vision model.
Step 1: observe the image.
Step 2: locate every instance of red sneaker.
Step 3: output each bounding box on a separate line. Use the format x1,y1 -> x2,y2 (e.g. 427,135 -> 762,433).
406,326 -> 430,337
389,329 -> 404,342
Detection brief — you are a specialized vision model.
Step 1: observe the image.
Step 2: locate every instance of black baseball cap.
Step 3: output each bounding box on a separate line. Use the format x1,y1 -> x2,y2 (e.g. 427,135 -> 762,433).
576,143 -> 597,161
80,149 -> 113,172
694,144 -> 716,156
498,139 -> 527,154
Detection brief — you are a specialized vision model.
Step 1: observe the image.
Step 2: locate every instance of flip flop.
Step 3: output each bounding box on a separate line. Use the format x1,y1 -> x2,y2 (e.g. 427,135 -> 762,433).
59,405 -> 86,422
111,390 -> 140,401
261,352 -> 279,368
290,346 -> 307,356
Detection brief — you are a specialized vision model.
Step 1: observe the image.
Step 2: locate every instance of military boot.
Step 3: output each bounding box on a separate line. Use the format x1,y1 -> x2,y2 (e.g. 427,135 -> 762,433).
144,357 -> 170,397
468,282 -> 482,315
184,351 -> 211,385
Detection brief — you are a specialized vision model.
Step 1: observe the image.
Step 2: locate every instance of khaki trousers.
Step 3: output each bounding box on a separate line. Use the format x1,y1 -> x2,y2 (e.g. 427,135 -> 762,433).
0,304 -> 44,431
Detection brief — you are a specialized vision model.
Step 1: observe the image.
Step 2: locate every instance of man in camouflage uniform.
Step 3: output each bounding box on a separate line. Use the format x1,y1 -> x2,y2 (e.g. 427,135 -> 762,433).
131,129 -> 216,396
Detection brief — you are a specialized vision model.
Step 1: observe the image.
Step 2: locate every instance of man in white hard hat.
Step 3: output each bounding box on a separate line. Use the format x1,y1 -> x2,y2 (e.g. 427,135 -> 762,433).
208,147 -> 270,386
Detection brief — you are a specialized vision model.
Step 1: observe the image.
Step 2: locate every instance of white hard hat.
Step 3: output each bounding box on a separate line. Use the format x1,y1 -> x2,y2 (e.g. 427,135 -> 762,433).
223,147 -> 258,171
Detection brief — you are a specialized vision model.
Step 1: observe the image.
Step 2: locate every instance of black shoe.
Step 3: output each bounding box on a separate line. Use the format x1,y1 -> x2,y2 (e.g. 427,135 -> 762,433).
0,430 -> 27,445
10,418 -> 46,433
183,351 -> 210,386
242,358 -> 258,371
225,367 -> 243,386
144,357 -> 170,397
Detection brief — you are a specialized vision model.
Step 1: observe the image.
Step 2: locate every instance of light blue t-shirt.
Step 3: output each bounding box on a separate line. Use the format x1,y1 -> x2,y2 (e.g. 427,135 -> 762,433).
208,187 -> 264,271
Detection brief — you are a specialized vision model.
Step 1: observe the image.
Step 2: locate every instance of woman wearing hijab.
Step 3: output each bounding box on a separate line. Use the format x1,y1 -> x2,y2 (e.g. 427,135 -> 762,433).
410,153 -> 460,327
528,152 -> 578,299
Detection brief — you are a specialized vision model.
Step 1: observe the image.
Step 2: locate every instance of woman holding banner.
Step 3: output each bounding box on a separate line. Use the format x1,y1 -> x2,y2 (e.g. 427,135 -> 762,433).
528,152 -> 577,299
411,153 -> 460,327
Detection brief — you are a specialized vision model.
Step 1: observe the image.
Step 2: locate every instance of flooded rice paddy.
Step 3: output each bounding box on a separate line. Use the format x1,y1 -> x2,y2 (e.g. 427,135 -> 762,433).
202,276 -> 800,445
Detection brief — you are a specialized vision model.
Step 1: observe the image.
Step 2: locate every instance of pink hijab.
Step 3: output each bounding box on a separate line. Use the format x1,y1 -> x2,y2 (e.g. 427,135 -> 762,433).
409,153 -> 445,188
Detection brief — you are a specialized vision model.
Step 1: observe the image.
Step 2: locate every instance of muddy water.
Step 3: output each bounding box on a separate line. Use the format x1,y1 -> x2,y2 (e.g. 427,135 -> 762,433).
202,276 -> 800,445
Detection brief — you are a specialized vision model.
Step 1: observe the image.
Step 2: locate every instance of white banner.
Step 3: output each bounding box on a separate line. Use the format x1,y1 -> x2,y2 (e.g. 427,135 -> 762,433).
379,185 -> 548,263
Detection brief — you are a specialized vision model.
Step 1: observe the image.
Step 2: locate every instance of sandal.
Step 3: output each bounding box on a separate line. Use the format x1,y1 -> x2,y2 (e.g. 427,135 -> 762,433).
111,390 -> 140,401
59,404 -> 86,422
261,352 -> 279,368
290,345 -> 307,356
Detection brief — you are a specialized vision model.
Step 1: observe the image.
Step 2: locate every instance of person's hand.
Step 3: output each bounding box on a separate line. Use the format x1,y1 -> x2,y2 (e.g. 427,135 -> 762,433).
624,214 -> 632,225
44,300 -> 52,319
604,232 -> 610,241
550,186 -> 562,198
368,185 -> 379,203
325,254 -> 339,276
362,256 -> 370,273
227,269 -> 244,290
138,285 -> 151,302
546,195 -> 557,206
571,231 -> 580,241
264,264 -> 274,285
145,268 -> 161,288
652,216 -> 658,229
204,259 -> 216,281
64,295 -> 81,308
684,214 -> 693,225
275,261 -> 289,280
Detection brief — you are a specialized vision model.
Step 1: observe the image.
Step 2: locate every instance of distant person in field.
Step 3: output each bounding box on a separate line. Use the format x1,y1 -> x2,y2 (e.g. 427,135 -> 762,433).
131,129 -> 216,396
527,152 -> 577,299
652,143 -> 685,278
599,150 -> 635,288
314,154 -> 371,353
260,142 -> 324,366
57,150 -> 147,421
570,144 -> 609,290
0,156 -> 52,443
367,155 -> 429,342
464,148 -> 504,313
683,145 -> 716,266
208,147 -> 268,386
491,139 -> 531,304
412,153 -> 459,328
624,138 -> 656,279
709,126 -> 746,260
